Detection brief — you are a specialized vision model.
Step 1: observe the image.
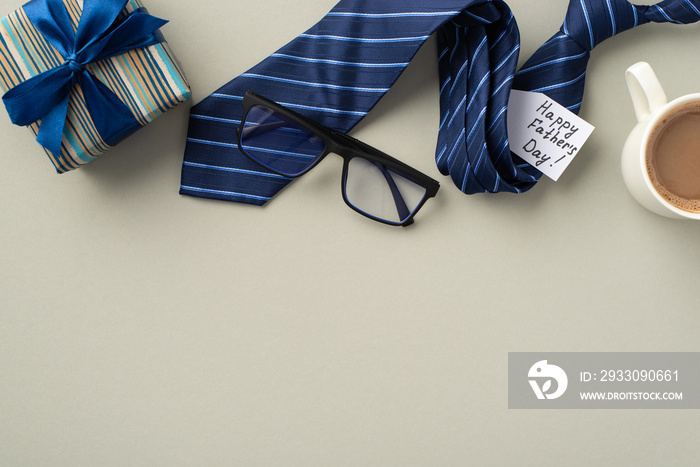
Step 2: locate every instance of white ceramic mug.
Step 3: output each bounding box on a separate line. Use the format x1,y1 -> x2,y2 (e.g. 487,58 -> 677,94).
621,61 -> 700,220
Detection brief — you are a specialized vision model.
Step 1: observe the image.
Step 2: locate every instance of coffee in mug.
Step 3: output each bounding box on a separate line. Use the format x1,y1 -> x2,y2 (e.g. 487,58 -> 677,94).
645,103 -> 700,213
622,61 -> 700,220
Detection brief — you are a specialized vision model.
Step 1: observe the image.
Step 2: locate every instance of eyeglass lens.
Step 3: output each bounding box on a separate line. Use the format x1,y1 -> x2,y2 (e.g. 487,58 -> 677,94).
240,105 -> 325,176
344,157 -> 428,224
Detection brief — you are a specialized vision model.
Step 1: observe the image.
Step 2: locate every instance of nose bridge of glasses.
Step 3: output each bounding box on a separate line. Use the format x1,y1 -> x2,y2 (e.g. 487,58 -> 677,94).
330,130 -> 373,155
331,130 -> 426,180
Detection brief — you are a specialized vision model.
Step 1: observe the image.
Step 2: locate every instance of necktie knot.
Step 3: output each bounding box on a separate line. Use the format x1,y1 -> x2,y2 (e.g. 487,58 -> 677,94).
643,0 -> 700,24
561,0 -> 649,52
561,0 -> 700,52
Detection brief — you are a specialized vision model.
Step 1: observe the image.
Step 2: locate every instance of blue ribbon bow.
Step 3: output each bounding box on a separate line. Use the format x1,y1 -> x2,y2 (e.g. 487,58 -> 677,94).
2,0 -> 168,158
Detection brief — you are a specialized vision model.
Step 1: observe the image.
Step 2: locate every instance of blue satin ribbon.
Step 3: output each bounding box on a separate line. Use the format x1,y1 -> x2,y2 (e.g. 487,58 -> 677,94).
2,0 -> 168,157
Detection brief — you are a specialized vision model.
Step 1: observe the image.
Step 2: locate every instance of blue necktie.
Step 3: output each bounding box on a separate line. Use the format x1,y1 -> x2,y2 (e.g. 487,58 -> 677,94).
443,0 -> 700,194
180,0 -> 521,205
514,0 -> 700,114
180,0 -> 700,204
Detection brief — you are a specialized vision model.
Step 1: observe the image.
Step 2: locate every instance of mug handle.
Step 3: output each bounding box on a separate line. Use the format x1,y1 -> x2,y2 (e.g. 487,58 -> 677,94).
625,62 -> 667,122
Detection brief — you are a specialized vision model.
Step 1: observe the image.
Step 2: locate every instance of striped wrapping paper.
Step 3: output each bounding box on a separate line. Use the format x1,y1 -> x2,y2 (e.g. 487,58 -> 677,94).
0,0 -> 191,172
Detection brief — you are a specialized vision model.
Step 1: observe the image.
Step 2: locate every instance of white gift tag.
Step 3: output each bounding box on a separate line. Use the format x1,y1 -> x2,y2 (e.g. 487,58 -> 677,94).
507,90 -> 595,181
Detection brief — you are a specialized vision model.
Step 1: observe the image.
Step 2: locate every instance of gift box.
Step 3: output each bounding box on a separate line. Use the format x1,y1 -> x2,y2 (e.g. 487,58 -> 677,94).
0,0 -> 191,172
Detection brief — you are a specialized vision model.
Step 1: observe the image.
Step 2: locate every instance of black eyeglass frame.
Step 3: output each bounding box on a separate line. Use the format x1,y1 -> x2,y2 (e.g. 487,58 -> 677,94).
236,91 -> 440,226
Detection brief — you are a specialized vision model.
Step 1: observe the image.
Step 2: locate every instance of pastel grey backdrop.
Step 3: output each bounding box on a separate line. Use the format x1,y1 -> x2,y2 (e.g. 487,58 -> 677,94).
1,0 -> 698,465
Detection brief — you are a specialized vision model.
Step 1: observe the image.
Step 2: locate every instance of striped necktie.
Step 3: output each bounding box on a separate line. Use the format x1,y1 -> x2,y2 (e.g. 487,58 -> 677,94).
180,0 -> 700,205
180,0 -> 522,205
444,0 -> 700,194
513,0 -> 700,114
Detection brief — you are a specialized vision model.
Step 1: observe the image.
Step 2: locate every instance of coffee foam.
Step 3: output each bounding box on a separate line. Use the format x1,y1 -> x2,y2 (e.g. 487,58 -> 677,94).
646,103 -> 700,214
647,178 -> 700,213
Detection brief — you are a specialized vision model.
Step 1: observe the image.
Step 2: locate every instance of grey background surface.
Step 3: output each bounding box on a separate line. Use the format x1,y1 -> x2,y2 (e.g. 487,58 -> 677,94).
1,0 -> 699,465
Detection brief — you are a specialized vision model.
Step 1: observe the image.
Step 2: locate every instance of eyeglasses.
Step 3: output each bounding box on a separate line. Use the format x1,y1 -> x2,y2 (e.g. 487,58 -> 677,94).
236,91 -> 440,226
